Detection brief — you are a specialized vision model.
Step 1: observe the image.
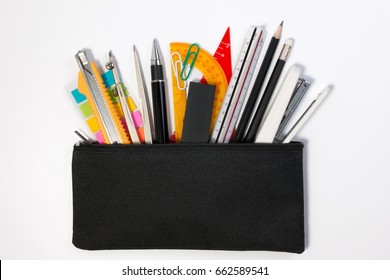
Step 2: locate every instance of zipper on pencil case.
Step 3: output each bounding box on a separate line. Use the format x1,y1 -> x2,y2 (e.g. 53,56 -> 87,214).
74,141 -> 304,152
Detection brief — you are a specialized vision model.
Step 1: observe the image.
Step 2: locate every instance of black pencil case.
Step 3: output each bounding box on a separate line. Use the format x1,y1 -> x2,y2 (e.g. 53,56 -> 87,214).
72,142 -> 305,253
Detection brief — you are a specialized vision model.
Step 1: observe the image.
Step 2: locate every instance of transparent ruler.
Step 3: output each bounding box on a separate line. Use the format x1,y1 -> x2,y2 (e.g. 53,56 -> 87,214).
210,26 -> 266,143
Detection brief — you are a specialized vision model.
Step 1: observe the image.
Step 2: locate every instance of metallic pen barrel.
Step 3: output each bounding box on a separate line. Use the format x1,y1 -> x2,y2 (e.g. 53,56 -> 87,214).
151,39 -> 169,144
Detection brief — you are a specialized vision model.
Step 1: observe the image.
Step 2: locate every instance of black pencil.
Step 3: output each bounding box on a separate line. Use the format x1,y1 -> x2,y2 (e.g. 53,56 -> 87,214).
232,22 -> 283,143
244,38 -> 294,143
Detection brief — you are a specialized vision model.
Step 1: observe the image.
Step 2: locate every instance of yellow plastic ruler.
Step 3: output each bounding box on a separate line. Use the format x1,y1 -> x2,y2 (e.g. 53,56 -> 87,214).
170,42 -> 228,136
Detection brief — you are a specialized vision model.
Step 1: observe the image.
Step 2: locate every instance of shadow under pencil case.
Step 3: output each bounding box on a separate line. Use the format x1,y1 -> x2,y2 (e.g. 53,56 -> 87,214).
72,142 -> 305,253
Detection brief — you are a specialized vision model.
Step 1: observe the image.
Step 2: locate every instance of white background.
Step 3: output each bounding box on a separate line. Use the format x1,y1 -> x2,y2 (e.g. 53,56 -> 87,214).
0,0 -> 389,260
2,260 -> 390,279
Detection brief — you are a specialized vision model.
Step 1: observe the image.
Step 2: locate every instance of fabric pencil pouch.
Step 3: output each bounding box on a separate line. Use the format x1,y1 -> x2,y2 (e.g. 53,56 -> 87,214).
72,142 -> 305,253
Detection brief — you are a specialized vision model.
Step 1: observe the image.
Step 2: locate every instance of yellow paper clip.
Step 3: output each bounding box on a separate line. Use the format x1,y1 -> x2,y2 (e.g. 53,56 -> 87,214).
180,43 -> 200,81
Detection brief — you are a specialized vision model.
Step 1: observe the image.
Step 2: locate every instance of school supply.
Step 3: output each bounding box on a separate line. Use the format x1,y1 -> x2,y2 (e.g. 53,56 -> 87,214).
70,25 -> 330,146
151,39 -> 170,144
255,65 -> 301,143
106,51 -> 140,144
75,50 -> 130,144
68,85 -> 105,144
101,69 -> 145,143
170,51 -> 187,142
200,27 -> 232,84
180,43 -> 200,81
68,23 -> 332,254
72,142 -> 305,253
74,130 -> 90,142
282,87 -> 331,143
244,38 -> 294,143
233,22 -> 283,143
181,82 -> 216,143
169,43 -> 200,143
170,42 -> 229,132
210,26 -> 266,143
274,78 -> 310,142
133,45 -> 153,144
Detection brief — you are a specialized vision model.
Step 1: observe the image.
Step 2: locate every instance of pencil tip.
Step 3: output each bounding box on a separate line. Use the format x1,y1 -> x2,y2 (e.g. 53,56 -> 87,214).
274,22 -> 283,39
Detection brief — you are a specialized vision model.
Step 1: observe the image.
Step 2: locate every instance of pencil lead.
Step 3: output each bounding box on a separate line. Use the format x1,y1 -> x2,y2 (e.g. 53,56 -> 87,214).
274,21 -> 283,39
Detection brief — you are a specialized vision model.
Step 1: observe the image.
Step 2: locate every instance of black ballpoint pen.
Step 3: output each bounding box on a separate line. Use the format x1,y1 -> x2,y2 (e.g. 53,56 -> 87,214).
151,39 -> 169,144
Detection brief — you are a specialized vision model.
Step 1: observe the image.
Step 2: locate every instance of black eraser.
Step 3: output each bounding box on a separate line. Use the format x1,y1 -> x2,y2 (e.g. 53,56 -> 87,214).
181,82 -> 216,143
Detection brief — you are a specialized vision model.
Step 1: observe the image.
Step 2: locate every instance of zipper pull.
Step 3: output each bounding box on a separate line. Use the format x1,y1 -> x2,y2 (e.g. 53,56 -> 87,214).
74,130 -> 98,145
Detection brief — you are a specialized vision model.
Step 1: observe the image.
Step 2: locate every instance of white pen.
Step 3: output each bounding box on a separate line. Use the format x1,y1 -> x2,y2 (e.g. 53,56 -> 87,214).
133,45 -> 153,144
282,86 -> 331,143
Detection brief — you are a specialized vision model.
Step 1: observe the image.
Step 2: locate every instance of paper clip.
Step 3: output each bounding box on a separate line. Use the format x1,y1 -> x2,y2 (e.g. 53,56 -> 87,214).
171,52 -> 186,90
180,43 -> 200,81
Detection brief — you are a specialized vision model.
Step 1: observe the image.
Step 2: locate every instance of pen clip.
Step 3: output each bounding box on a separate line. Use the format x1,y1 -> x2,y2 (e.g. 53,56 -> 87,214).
171,52 -> 186,90
180,43 -> 200,81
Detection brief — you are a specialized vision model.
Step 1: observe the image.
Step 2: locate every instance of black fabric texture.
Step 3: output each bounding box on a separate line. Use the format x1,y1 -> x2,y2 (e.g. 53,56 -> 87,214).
72,143 -> 305,253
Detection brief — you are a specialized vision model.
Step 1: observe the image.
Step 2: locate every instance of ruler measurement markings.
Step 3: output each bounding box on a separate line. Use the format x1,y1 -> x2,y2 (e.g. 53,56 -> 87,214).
224,30 -> 266,142
217,27 -> 265,143
210,27 -> 257,143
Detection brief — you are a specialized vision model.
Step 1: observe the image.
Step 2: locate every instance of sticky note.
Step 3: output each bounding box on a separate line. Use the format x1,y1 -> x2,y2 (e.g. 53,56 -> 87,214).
86,116 -> 100,133
71,89 -> 87,104
79,102 -> 93,118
